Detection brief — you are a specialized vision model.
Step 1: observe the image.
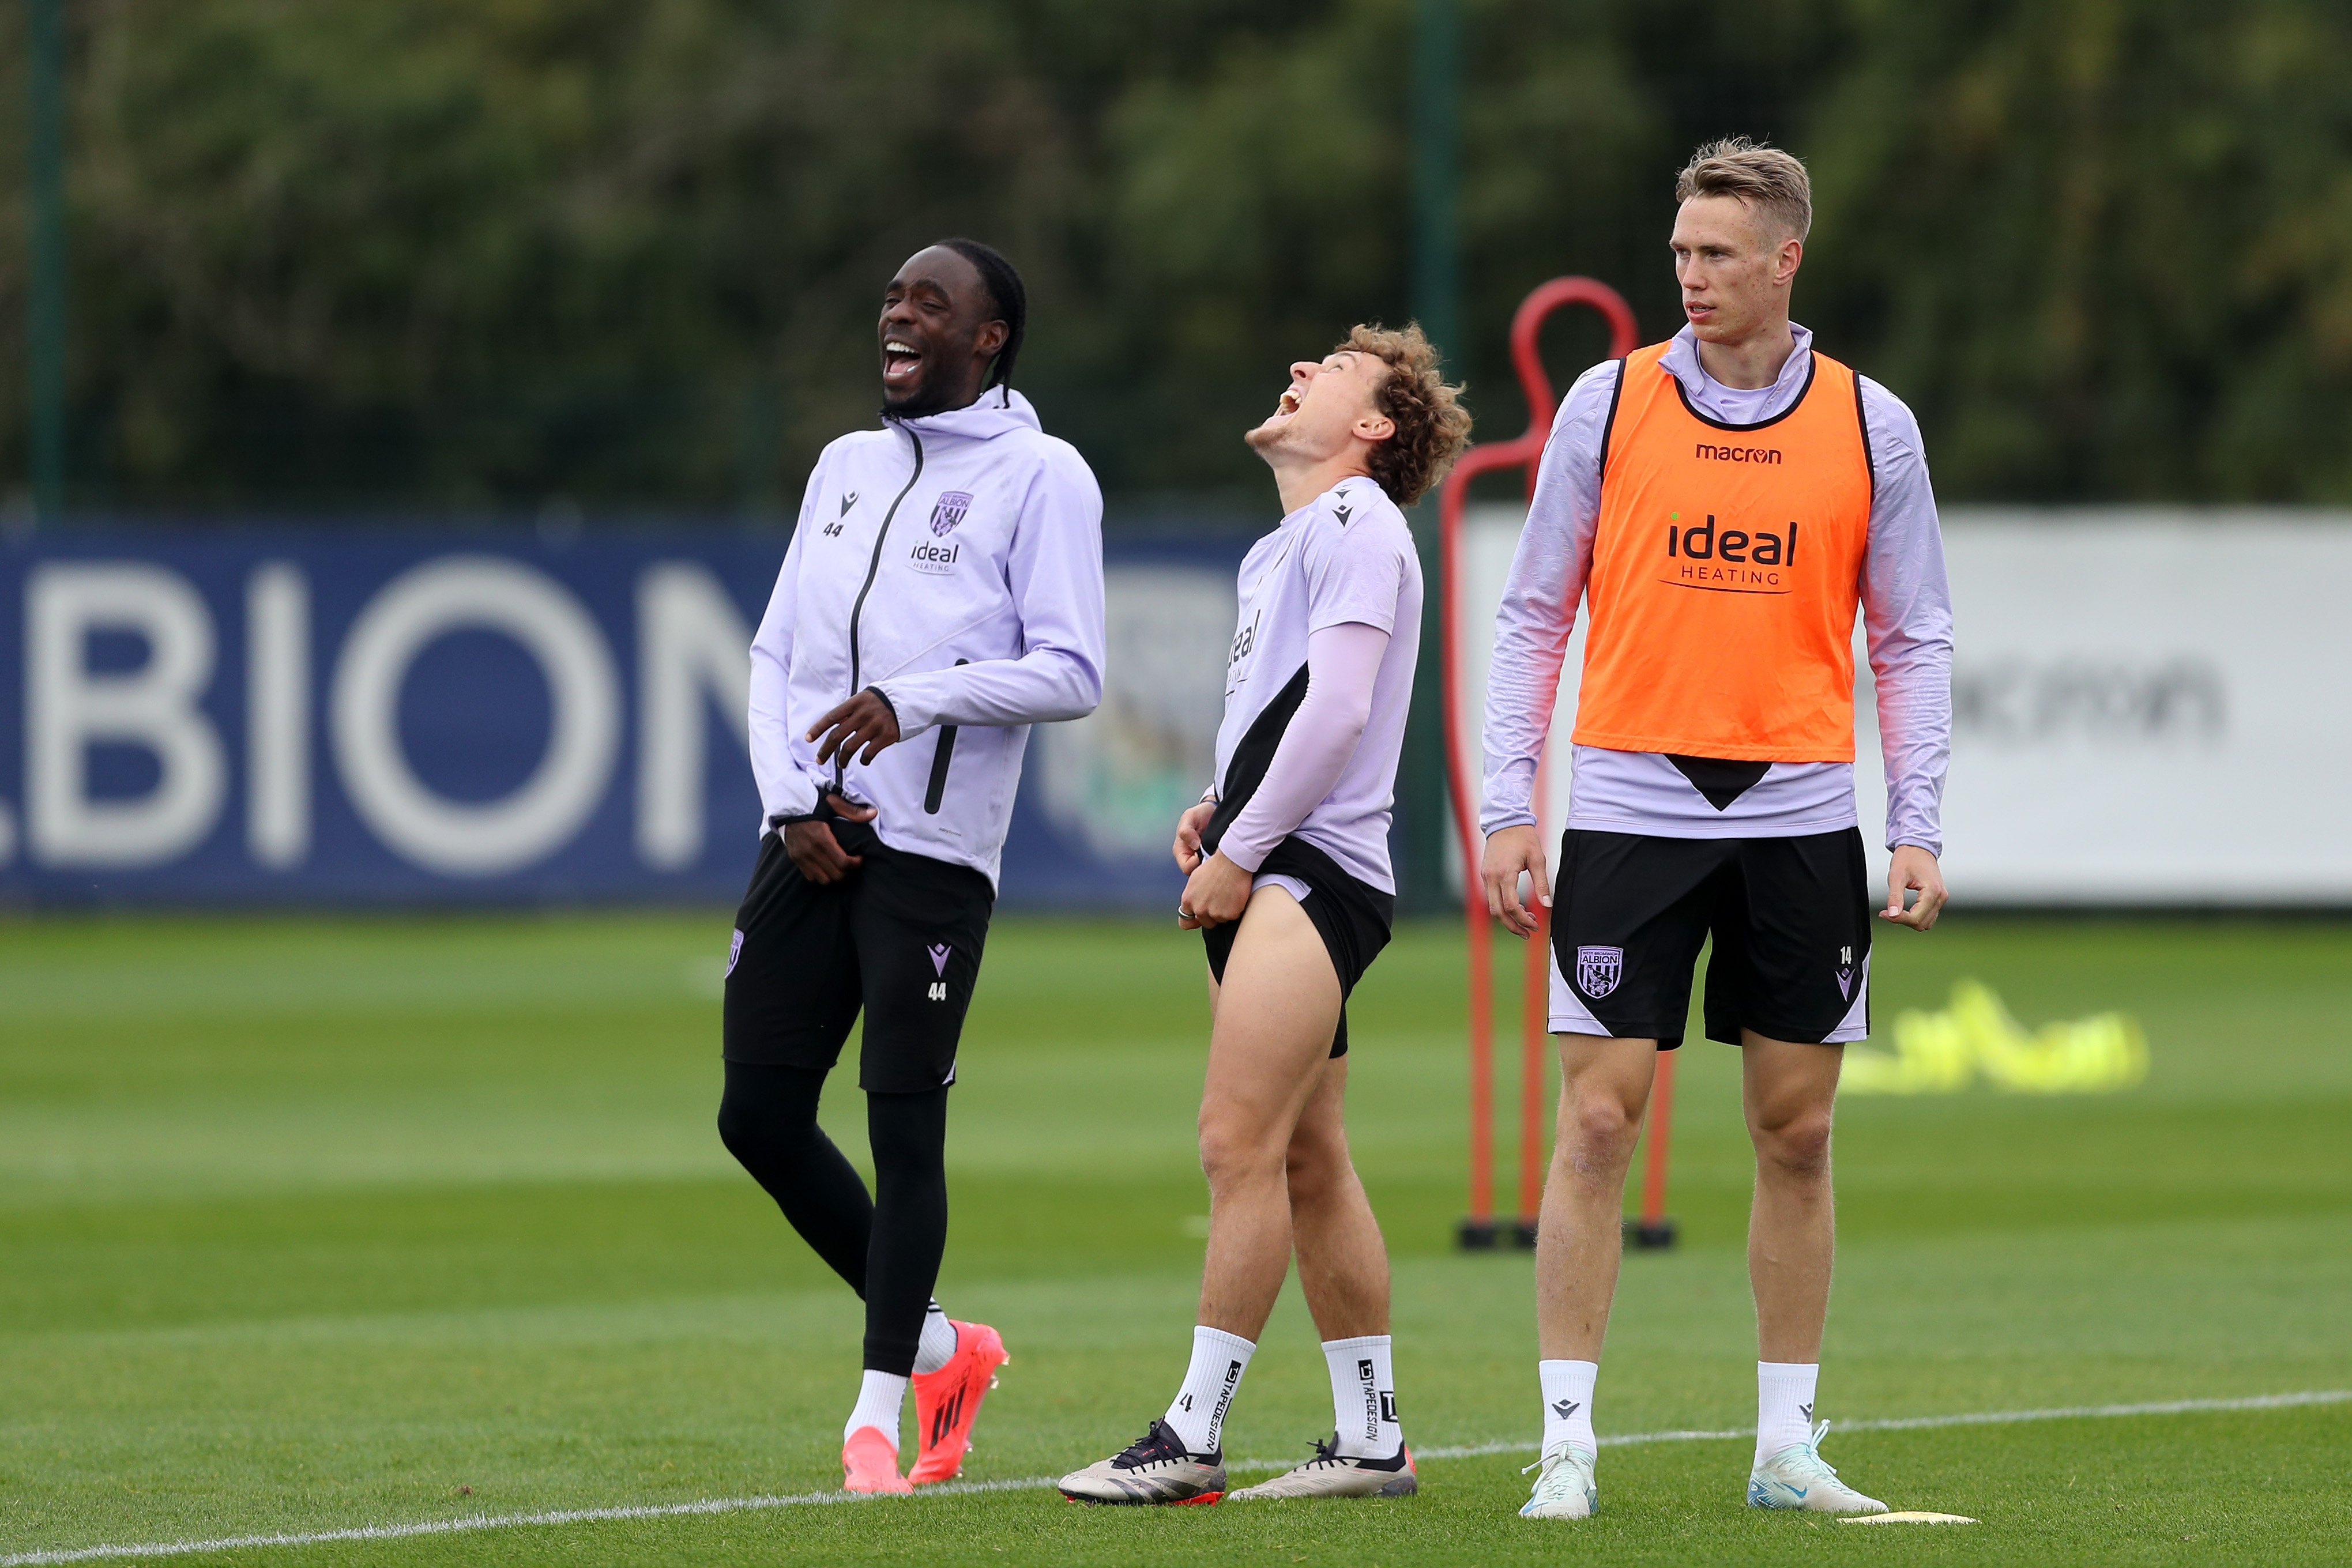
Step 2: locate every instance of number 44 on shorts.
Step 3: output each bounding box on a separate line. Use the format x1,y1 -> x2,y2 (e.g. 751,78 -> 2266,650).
926,944 -> 952,1002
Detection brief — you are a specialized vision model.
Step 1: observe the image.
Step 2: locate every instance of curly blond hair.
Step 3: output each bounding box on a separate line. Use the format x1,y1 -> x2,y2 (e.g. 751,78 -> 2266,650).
1341,322 -> 1473,506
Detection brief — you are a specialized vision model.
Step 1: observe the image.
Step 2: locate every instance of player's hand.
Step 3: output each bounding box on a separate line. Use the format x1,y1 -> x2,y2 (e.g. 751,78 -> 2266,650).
783,794 -> 876,884
1177,851 -> 1251,930
1880,844 -> 1947,931
807,689 -> 901,767
1173,801 -> 1216,873
1481,824 -> 1551,939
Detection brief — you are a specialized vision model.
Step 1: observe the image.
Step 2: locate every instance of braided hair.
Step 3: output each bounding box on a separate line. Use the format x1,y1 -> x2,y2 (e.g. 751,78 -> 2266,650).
939,238 -> 1026,405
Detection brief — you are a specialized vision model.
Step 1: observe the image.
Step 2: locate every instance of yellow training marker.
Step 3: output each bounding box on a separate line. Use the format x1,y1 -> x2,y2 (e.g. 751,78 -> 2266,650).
1840,1511 -> 1979,1525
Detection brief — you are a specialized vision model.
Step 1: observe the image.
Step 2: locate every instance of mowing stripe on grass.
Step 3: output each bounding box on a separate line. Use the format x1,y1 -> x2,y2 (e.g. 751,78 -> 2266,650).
6,1390 -> 2343,1566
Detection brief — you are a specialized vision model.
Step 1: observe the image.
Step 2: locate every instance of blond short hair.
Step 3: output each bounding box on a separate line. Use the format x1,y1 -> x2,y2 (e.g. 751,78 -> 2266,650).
1674,138 -> 1812,241
1340,322 -> 1472,506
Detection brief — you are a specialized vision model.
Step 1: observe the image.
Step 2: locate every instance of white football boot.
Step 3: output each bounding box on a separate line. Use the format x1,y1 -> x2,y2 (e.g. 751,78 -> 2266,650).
1747,1420 -> 1888,1513
1057,1418 -> 1226,1505
1519,1443 -> 1598,1519
1226,1434 -> 1417,1499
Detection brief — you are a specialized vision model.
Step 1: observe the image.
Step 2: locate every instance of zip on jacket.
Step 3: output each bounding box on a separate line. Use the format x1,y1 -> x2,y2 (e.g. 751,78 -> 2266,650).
924,659 -> 970,815
840,421 -> 926,796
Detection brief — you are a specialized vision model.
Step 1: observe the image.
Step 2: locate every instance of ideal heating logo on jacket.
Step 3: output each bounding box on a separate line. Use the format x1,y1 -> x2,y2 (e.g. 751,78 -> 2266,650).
908,538 -> 962,576
1659,511 -> 1796,594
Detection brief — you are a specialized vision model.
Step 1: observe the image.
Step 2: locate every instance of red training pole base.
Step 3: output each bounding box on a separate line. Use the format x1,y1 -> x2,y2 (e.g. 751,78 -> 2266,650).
1620,1216 -> 1679,1250
1459,1218 -> 1541,1250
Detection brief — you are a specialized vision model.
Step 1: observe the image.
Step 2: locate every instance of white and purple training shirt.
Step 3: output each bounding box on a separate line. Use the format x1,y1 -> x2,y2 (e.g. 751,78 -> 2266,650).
1208,476 -> 1423,894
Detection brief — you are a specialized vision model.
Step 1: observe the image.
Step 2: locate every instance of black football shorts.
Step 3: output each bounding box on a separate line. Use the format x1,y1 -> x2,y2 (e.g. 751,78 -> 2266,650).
1548,827 -> 1872,1049
722,819 -> 996,1093
1202,835 -> 1395,1058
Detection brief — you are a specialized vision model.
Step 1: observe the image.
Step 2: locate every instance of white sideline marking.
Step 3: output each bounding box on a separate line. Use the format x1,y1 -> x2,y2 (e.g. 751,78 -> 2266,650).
5,1389 -> 2343,1565
0,1478 -> 1045,1567
1391,1388 -> 2352,1464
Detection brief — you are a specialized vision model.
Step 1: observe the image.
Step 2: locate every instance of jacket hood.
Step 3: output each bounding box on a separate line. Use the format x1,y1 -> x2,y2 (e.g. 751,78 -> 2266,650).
886,387 -> 1042,444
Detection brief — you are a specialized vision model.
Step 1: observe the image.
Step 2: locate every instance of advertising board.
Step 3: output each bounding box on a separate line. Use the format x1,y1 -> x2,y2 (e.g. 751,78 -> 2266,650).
0,531 -> 1245,908
9,510 -> 2342,909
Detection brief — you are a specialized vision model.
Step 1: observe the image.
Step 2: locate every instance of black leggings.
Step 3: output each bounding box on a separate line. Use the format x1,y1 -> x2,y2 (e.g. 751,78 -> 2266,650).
717,1060 -> 949,1377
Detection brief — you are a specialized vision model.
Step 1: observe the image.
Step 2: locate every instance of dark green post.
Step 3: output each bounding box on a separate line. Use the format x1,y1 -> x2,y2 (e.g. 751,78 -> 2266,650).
1412,0 -> 1461,370
735,371 -> 782,519
28,0 -> 67,521
1399,0 -> 1461,914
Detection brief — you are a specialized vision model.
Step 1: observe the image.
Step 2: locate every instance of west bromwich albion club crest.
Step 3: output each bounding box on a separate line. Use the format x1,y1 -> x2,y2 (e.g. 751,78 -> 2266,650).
1576,945 -> 1624,1000
929,491 -> 973,537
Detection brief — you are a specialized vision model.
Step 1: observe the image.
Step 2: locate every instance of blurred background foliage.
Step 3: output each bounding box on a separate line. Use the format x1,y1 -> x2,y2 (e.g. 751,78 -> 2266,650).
0,0 -> 2347,516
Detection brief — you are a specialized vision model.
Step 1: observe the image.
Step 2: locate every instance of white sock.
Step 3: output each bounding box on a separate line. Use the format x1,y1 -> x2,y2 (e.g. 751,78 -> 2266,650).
1161,1326 -> 1255,1457
1539,1359 -> 1598,1458
912,1301 -> 958,1376
1756,1362 -> 1820,1464
1322,1335 -> 1403,1458
844,1369 -> 908,1448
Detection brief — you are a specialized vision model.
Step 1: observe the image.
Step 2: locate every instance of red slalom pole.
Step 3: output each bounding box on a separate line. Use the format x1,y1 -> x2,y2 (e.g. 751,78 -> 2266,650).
1444,278 -> 1636,1251
1465,881 -> 1496,1229
1516,884 -> 1549,1244
1441,432 -> 1503,1247
1627,1050 -> 1679,1249
1514,750 -> 1553,1245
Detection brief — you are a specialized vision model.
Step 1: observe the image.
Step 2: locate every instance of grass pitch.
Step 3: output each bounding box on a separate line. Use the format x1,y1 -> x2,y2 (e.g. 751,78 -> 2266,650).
1,909 -> 2347,1565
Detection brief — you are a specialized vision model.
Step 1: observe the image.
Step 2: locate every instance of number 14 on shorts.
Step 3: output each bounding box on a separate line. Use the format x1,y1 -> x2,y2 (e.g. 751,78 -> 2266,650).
927,943 -> 952,1002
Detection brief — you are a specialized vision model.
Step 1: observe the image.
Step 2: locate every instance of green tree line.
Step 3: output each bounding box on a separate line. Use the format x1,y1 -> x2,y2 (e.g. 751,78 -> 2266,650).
2,0 -> 2347,515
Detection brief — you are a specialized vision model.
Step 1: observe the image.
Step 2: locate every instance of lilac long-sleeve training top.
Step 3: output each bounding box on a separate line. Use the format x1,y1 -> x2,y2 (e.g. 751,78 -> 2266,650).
748,389 -> 1106,888
1480,323 -> 1953,854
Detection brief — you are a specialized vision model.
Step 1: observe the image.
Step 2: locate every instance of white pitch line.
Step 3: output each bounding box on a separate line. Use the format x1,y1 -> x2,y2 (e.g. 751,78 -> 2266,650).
5,1389 -> 2343,1566
1833,1389 -> 2352,1431
1390,1388 -> 2352,1464
0,1477 -> 1047,1568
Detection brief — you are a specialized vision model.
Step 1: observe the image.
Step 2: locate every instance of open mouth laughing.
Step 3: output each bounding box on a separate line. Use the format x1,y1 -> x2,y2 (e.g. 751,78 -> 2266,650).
883,338 -> 924,387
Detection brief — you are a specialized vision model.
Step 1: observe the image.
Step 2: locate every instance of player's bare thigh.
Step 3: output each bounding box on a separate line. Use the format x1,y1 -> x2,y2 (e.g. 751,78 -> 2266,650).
1200,888 -> 1343,1153
1288,1050 -> 1351,1170
1740,1030 -> 1842,1159
1554,1032 -> 1661,1140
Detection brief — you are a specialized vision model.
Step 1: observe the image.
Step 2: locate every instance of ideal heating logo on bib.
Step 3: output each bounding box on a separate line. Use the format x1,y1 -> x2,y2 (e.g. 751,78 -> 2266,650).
1659,511 -> 1796,594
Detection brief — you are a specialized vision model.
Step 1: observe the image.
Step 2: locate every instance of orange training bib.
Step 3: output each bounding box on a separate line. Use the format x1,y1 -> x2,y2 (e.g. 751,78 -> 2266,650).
1570,342 -> 1875,763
